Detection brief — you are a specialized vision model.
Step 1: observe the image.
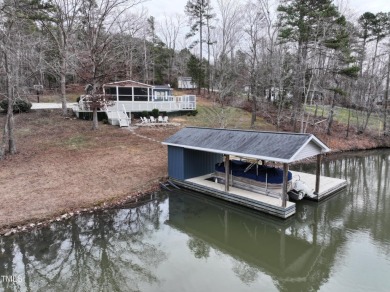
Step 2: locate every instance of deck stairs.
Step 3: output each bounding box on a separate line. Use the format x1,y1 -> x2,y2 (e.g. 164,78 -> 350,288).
105,105 -> 131,127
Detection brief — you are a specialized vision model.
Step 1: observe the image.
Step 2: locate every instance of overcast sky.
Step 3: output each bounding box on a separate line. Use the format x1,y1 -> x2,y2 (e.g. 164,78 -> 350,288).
141,0 -> 390,19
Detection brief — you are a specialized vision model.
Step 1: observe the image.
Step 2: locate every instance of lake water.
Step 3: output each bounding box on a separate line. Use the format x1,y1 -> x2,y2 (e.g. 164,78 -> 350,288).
1,150 -> 390,291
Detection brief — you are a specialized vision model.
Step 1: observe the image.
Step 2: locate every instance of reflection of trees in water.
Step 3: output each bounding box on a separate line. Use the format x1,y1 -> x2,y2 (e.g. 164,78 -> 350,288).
295,151 -> 390,251
272,151 -> 390,292
187,238 -> 210,259
0,199 -> 167,292
324,152 -> 390,249
231,261 -> 259,284
1,152 -> 389,291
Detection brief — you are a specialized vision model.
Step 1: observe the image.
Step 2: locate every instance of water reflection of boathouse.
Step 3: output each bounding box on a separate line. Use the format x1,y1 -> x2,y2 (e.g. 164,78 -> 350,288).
166,190 -> 337,291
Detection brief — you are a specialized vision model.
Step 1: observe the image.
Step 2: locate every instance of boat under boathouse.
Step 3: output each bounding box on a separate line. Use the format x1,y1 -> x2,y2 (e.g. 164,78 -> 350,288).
162,127 -> 347,219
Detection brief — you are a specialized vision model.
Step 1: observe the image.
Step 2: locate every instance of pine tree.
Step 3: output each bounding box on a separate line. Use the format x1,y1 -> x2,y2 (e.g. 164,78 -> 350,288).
187,54 -> 205,89
185,0 -> 214,95
277,0 -> 345,132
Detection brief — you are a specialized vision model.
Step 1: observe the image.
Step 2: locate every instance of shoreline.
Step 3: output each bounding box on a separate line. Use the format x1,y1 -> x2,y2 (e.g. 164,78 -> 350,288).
2,146 -> 389,237
0,179 -> 165,236
0,107 -> 388,237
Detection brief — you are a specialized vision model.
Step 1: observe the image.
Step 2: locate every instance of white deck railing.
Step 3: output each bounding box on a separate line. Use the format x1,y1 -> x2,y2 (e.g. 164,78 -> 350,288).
76,95 -> 196,113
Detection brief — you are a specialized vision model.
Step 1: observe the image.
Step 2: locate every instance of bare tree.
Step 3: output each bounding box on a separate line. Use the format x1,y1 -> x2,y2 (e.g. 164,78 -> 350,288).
212,0 -> 242,100
384,52 -> 390,135
158,13 -> 185,84
38,0 -> 82,116
242,0 -> 265,128
116,9 -> 148,80
75,0 -> 145,130
0,2 -> 41,158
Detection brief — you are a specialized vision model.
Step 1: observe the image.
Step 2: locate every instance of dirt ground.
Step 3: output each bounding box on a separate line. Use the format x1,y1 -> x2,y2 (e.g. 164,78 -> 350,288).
0,110 -> 178,230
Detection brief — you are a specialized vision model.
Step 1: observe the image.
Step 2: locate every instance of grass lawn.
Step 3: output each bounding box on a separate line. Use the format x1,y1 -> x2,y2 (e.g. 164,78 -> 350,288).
0,110 -> 178,230
305,105 -> 386,134
172,100 -> 275,131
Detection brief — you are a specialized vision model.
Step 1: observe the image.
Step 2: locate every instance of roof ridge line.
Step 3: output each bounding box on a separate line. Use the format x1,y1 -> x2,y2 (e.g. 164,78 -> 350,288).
185,126 -> 311,136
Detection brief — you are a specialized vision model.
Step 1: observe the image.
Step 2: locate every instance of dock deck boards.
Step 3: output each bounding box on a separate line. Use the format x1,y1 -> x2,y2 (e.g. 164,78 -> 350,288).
171,171 -> 347,219
290,171 -> 347,201
187,174 -> 295,208
172,175 -> 295,219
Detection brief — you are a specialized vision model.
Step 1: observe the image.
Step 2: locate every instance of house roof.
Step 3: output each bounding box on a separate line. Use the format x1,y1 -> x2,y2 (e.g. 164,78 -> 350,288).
103,80 -> 153,88
163,127 -> 330,163
154,85 -> 172,89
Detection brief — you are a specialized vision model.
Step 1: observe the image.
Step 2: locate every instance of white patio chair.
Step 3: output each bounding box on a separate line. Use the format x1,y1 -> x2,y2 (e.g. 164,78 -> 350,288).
150,116 -> 156,123
158,116 -> 164,123
163,116 -> 169,123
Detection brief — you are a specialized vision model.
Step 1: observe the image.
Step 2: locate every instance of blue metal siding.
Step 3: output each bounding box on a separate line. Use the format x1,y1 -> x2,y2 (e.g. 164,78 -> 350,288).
168,146 -> 223,180
168,146 -> 185,180
183,149 -> 223,179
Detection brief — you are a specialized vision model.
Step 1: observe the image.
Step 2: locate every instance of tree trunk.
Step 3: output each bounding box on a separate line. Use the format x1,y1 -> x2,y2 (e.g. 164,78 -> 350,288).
251,94 -> 257,128
1,52 -> 16,158
300,73 -> 313,133
7,98 -> 16,154
383,53 -> 390,135
292,43 -> 305,132
143,38 -> 148,83
198,11 -> 203,95
60,51 -> 68,116
327,91 -> 336,135
0,113 -> 9,159
346,108 -> 351,138
92,108 -> 98,130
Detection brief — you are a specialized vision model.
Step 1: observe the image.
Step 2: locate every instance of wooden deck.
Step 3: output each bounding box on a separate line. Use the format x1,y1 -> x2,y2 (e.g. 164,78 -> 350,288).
170,170 -> 347,219
290,171 -> 347,201
171,175 -> 296,219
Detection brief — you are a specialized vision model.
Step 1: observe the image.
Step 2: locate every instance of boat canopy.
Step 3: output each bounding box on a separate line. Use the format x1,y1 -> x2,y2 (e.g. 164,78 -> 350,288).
163,127 -> 330,163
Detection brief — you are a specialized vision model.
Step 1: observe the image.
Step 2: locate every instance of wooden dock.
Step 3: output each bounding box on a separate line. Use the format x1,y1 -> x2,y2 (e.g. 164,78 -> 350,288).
171,175 -> 296,219
169,171 -> 347,219
290,171 -> 347,201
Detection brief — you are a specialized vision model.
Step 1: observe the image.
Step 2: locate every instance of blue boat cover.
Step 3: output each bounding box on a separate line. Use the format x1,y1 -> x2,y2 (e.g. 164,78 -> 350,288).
215,160 -> 292,184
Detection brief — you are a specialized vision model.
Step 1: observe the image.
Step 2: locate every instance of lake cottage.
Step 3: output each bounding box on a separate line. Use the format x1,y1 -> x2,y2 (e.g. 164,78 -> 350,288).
163,127 -> 347,218
73,80 -> 196,126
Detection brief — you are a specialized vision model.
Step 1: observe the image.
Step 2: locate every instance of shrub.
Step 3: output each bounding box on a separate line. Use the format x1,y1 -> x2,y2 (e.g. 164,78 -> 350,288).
272,99 -> 291,109
187,109 -> 198,116
141,110 -> 149,117
151,108 -> 159,118
0,98 -> 32,113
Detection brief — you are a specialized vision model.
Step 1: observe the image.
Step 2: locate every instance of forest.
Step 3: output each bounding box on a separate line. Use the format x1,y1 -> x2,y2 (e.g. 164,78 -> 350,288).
1,0 -> 390,159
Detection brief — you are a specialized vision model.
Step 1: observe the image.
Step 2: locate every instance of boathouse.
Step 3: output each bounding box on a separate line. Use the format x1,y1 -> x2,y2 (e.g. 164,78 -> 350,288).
163,127 -> 347,218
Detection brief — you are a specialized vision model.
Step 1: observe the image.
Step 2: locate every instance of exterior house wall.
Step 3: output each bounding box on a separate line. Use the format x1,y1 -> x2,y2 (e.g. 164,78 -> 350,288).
178,77 -> 196,89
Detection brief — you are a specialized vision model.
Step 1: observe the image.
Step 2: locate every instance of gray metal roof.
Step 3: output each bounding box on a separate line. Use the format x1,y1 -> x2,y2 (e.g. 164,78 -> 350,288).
163,127 -> 330,163
103,80 -> 152,88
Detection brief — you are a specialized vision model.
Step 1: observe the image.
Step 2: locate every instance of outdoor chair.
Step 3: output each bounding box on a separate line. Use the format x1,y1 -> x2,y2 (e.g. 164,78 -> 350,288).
163,116 -> 169,123
158,116 -> 164,123
150,116 -> 156,123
